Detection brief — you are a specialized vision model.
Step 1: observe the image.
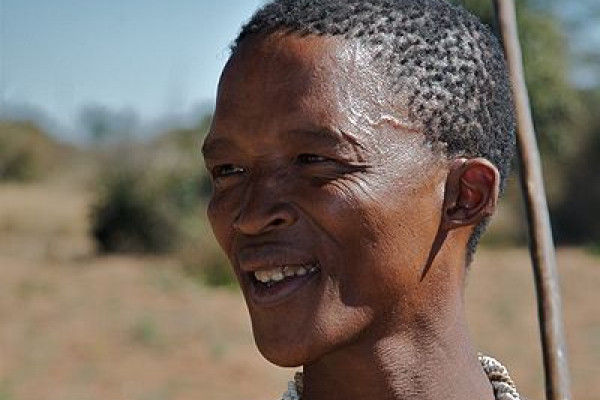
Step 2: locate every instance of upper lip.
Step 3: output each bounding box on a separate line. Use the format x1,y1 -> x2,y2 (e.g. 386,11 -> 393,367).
235,243 -> 316,272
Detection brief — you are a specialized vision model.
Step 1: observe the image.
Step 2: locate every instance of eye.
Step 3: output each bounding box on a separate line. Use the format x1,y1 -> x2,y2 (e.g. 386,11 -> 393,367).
212,164 -> 245,178
297,153 -> 329,164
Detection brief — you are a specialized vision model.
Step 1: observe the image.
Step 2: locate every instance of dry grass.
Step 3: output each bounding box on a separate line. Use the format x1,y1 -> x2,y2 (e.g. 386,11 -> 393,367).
0,254 -> 291,400
0,183 -> 94,260
0,182 -> 598,400
467,248 -> 600,400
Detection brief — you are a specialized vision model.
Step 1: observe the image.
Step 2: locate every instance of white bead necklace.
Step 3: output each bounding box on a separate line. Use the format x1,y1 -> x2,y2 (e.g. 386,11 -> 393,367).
281,354 -> 521,400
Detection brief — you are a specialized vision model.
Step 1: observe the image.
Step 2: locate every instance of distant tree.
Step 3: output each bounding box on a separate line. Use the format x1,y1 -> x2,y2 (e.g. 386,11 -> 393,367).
556,0 -> 600,89
89,114 -> 213,254
552,89 -> 600,246
78,104 -> 139,143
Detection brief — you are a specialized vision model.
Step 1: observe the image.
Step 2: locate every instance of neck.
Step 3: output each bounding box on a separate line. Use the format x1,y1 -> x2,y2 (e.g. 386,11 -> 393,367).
302,305 -> 495,400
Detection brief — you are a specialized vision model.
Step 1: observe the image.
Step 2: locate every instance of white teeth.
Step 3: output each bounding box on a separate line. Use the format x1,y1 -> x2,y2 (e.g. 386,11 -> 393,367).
253,264 -> 319,284
271,270 -> 284,282
255,270 -> 270,283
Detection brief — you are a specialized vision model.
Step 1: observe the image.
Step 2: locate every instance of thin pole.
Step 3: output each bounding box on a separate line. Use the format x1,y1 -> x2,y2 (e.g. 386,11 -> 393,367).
492,1 -> 571,400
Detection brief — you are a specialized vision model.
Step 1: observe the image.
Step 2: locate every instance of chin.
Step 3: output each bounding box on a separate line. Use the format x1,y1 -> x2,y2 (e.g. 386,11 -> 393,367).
251,317 -> 365,368
252,318 -> 341,368
257,344 -> 305,368
253,328 -> 315,367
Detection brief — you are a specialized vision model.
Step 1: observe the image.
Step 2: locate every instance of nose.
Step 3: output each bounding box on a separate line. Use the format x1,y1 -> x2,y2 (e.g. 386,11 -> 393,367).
233,174 -> 297,236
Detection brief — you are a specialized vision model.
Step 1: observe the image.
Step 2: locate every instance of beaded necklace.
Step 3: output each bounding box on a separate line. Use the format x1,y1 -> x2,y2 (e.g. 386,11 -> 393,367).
281,354 -> 521,400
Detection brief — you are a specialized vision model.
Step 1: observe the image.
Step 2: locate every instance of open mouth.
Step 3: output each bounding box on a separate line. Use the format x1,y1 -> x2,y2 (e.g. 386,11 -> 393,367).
247,262 -> 321,305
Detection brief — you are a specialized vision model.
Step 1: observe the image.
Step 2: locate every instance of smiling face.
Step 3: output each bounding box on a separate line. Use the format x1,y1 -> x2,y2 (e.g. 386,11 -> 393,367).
203,33 -> 455,367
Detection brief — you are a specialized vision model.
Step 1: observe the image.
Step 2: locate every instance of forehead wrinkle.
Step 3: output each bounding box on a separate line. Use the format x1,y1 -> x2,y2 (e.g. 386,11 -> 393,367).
285,125 -> 368,160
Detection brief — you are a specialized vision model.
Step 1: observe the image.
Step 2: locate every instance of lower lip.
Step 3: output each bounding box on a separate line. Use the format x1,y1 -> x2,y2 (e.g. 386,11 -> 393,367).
248,269 -> 320,307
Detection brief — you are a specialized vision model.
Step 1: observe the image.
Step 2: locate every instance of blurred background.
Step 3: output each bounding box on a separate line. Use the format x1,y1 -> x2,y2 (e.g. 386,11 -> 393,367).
0,0 -> 598,399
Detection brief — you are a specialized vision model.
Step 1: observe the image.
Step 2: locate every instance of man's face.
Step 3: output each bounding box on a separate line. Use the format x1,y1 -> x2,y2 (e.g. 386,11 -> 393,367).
203,33 -> 449,366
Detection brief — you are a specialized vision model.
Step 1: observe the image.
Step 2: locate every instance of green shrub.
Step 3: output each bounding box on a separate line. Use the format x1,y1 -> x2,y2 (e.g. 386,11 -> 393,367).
130,315 -> 162,347
90,167 -> 179,253
552,90 -> 600,246
181,249 -> 237,288
586,242 -> 600,257
90,121 -> 238,287
177,219 -> 237,288
90,126 -> 210,254
0,121 -> 66,182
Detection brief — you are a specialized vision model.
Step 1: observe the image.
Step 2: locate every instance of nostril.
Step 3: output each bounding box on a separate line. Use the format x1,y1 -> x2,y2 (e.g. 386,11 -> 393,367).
233,204 -> 297,235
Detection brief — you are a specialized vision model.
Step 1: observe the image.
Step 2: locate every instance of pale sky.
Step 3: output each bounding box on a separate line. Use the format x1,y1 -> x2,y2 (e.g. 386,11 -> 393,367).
0,0 -> 263,137
1,0 -> 597,141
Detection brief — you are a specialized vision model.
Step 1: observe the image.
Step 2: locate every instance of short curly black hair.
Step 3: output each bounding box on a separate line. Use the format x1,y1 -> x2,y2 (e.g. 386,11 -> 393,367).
232,0 -> 516,263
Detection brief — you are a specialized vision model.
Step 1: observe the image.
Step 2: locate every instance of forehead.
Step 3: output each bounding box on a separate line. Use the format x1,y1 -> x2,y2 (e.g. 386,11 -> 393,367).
208,33 -> 425,158
221,33 -> 345,96
217,34 -> 397,121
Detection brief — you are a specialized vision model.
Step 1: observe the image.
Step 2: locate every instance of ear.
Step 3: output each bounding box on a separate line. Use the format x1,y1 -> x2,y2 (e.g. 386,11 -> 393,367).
441,158 -> 500,231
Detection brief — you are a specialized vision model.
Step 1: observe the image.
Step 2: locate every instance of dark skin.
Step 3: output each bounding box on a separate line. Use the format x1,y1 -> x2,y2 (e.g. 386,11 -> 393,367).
203,33 -> 500,400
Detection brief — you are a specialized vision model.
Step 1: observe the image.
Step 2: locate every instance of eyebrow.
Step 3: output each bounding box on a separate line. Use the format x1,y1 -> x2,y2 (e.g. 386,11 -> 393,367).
201,125 -> 366,159
286,126 -> 366,151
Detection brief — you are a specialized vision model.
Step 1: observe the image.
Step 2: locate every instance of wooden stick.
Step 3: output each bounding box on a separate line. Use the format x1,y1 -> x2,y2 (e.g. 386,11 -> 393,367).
492,1 -> 571,400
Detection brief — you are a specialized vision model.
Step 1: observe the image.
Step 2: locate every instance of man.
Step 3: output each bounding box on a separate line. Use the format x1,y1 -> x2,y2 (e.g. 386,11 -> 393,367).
202,0 -> 520,399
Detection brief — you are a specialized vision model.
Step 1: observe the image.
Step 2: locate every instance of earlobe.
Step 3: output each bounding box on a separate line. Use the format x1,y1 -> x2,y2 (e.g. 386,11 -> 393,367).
441,158 -> 500,231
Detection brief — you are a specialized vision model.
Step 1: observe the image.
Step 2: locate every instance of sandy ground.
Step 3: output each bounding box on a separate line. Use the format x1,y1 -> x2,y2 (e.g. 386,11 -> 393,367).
0,182 -> 598,400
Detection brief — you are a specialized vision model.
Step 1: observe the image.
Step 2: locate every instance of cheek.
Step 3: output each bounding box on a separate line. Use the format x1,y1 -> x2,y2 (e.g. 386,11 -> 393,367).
207,193 -> 236,255
313,173 -> 441,290
313,173 -> 415,247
